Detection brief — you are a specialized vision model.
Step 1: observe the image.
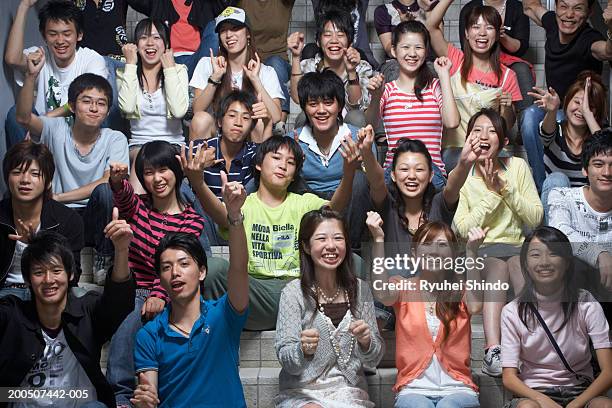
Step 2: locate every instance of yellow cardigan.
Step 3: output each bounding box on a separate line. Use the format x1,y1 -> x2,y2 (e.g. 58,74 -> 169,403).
116,63 -> 189,120
453,157 -> 542,244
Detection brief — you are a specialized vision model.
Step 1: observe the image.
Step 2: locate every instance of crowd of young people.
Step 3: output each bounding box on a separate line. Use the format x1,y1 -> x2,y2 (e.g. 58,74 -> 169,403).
1,0 -> 611,407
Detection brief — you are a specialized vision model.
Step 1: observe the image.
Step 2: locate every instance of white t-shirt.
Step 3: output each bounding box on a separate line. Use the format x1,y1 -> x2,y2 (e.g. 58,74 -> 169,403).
129,88 -> 184,147
38,117 -> 129,208
16,46 -> 109,115
14,329 -> 97,407
6,225 -> 41,284
189,57 -> 284,101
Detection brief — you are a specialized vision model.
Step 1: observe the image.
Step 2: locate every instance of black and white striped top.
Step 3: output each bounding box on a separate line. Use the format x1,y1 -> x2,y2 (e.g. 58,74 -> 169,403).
539,122 -> 588,187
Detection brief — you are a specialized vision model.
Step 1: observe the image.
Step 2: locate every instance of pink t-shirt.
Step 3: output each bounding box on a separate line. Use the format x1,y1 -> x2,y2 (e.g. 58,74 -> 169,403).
447,44 -> 522,102
501,289 -> 611,388
171,0 -> 201,54
380,78 -> 445,174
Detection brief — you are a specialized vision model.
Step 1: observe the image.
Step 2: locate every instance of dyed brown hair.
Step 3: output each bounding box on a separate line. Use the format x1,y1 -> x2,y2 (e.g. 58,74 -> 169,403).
563,71 -> 607,128
461,6 -> 502,88
3,141 -> 55,200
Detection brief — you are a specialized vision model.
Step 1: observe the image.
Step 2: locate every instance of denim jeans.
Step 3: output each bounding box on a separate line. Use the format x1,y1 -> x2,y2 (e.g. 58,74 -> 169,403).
263,55 -> 290,113
384,162 -> 447,191
5,105 -> 38,149
179,183 -> 213,255
106,290 -> 149,405
541,172 -> 571,224
175,20 -> 219,79
103,56 -> 128,134
0,287 -> 31,300
520,105 -> 565,192
509,62 -> 535,116
395,392 -> 480,408
82,183 -> 114,257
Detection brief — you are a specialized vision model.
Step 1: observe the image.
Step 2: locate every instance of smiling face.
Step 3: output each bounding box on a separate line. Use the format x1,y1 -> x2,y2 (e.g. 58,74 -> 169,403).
43,19 -> 82,67
391,151 -> 433,200
137,24 -> 166,66
256,145 -> 297,192
220,101 -> 253,143
29,257 -> 70,307
159,248 -> 206,302
465,15 -> 498,55
469,114 -> 505,160
8,161 -> 47,204
392,32 -> 427,75
525,237 -> 567,290
142,165 -> 177,201
304,97 -> 340,135
319,21 -> 349,63
219,23 -> 249,55
414,230 -> 453,274
72,88 -> 110,129
555,0 -> 590,39
583,151 -> 612,195
306,219 -> 347,274
565,90 -> 587,128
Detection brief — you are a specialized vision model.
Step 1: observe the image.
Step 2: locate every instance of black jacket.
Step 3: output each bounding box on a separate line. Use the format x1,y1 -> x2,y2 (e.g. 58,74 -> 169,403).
0,277 -> 135,408
129,0 -> 236,31
0,198 -> 84,286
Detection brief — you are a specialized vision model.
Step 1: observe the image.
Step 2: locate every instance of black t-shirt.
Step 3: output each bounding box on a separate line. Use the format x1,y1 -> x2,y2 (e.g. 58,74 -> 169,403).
77,0 -> 130,57
542,11 -> 604,100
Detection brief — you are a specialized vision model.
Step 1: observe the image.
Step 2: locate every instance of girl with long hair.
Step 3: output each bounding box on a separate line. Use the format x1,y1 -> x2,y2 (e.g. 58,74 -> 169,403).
425,0 -> 522,171
105,141 -> 206,406
367,20 -> 460,189
454,108 -> 542,378
501,226 -> 612,408
366,220 -> 485,407
117,18 -> 189,193
189,7 -> 283,141
275,207 -> 383,408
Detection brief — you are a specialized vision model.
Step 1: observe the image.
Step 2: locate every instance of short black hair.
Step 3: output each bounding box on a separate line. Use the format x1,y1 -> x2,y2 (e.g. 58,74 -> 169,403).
155,233 -> 208,274
253,136 -> 304,188
555,0 -> 595,8
67,73 -> 113,109
297,70 -> 345,125
135,141 -> 186,207
21,231 -> 74,285
3,141 -> 55,200
215,90 -> 258,133
315,6 -> 355,47
39,0 -> 84,35
582,129 -> 612,170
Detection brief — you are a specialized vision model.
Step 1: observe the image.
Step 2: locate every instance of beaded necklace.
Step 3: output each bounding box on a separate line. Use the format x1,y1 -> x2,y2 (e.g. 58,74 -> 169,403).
316,287 -> 355,367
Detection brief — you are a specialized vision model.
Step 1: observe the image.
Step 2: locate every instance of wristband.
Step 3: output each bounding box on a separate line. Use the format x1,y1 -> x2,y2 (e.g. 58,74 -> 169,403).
62,103 -> 71,114
347,77 -> 359,86
208,77 -> 222,86
227,212 -> 244,226
291,72 -> 303,76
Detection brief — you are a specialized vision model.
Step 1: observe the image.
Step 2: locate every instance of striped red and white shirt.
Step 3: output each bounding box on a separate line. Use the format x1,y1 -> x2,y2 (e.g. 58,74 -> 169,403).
112,180 -> 205,301
380,79 -> 445,174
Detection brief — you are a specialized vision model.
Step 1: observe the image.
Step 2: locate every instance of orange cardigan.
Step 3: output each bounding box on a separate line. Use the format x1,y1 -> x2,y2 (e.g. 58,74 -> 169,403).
392,299 -> 478,393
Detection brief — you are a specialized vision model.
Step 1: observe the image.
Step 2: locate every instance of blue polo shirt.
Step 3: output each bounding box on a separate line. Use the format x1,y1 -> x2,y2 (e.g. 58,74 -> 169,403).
297,123 -> 375,192
134,294 -> 248,407
197,136 -> 257,200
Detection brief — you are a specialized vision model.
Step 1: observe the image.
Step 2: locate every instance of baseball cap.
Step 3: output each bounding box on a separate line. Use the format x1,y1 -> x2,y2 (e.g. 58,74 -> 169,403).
215,7 -> 249,33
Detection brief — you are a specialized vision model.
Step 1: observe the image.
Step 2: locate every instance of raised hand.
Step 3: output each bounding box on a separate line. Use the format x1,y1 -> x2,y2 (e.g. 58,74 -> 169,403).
482,159 -> 505,194
349,319 -> 372,349
251,93 -> 270,124
221,171 -> 246,219
209,48 -> 227,83
104,207 -> 133,252
367,73 -> 385,98
357,124 -> 375,153
25,47 -> 45,77
580,76 -> 594,119
497,91 -> 512,109
160,48 -> 175,68
301,328 -> 319,356
8,218 -> 38,244
433,56 -> 452,78
340,135 -> 362,173
466,227 -> 489,254
21,0 -> 38,8
528,86 -> 560,112
130,373 -> 160,408
109,162 -> 129,188
460,132 -> 482,165
122,43 -> 138,65
177,142 -> 222,182
287,32 -> 305,58
365,211 -> 384,242
141,296 -> 165,321
344,47 -> 361,73
244,52 -> 262,86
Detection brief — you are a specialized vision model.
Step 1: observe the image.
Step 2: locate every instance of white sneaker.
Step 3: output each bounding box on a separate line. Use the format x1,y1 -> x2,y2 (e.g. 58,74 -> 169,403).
482,345 -> 502,377
93,253 -> 113,286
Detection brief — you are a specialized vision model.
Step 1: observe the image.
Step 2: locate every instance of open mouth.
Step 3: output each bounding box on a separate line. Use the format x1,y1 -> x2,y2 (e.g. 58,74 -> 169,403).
474,39 -> 489,48
42,287 -> 59,296
154,184 -> 167,194
54,45 -> 69,54
171,281 -> 185,292
480,142 -> 491,152
144,48 -> 157,57
226,40 -> 238,47
560,20 -> 577,29
327,46 -> 342,54
322,253 -> 339,264
404,182 -> 420,191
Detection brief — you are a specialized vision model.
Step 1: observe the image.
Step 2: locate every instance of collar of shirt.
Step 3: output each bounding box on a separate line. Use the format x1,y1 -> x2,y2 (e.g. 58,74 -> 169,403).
298,124 -> 351,163
161,296 -> 210,339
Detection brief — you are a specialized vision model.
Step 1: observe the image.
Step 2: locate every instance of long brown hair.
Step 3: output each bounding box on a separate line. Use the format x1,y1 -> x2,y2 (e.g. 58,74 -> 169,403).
214,24 -> 259,112
299,207 -> 358,316
412,222 -> 463,345
562,71 -> 607,130
461,6 -> 502,88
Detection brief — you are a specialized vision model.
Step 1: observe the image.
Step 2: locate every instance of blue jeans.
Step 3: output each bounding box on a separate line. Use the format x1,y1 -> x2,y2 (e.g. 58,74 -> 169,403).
175,20 -> 219,79
520,105 -> 565,192
263,55 -> 290,113
0,287 -> 31,300
395,392 -> 480,408
180,183 -> 213,255
5,105 -> 38,149
541,172 -> 571,224
82,183 -> 114,257
509,62 -> 535,115
103,56 -> 128,134
106,290 -> 148,405
384,162 -> 447,191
